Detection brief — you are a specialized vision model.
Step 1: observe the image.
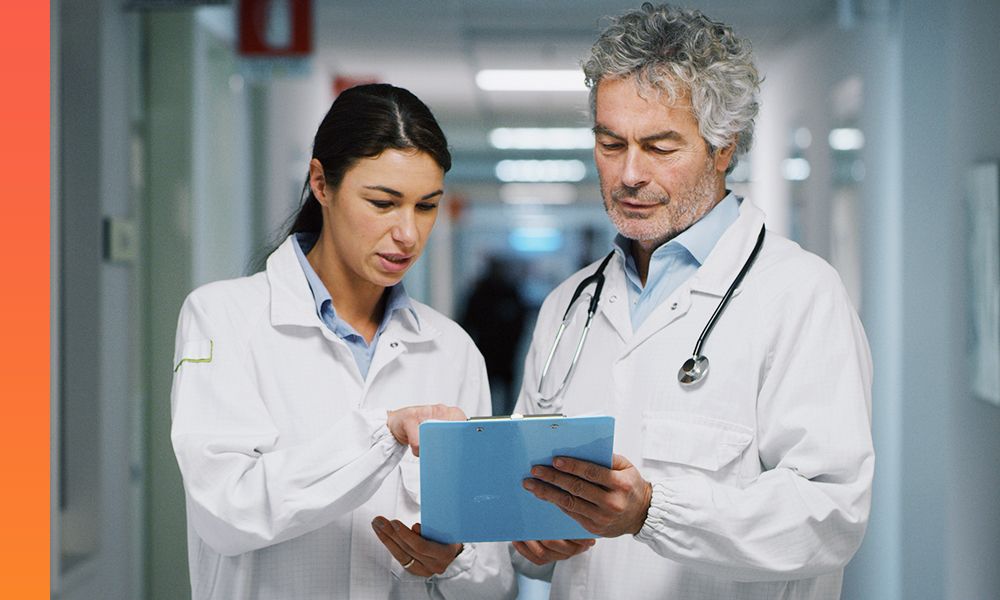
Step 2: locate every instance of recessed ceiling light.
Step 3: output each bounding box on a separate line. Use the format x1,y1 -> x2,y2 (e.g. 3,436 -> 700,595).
495,160 -> 587,183
476,69 -> 587,92
828,128 -> 865,151
782,158 -> 811,181
500,183 -> 577,204
490,128 -> 594,150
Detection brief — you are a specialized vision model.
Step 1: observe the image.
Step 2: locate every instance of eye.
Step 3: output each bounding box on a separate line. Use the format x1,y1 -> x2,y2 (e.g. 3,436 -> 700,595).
416,202 -> 439,212
599,141 -> 624,151
651,146 -> 677,155
367,199 -> 394,209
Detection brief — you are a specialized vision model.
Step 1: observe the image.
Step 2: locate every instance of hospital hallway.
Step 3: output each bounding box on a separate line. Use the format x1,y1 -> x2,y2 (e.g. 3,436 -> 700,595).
51,1 -> 1000,598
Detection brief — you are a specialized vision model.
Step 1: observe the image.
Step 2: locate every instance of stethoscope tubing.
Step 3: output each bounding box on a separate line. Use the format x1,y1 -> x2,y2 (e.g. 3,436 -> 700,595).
536,224 -> 766,403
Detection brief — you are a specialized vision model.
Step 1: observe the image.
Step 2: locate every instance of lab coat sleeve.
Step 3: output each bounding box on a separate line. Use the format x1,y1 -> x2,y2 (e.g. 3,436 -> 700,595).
431,340 -> 518,599
635,263 -> 874,581
170,289 -> 406,557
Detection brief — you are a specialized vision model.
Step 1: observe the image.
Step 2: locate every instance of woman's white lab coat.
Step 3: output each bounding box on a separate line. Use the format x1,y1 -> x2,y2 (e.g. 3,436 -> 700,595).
171,237 -> 516,600
515,199 -> 874,600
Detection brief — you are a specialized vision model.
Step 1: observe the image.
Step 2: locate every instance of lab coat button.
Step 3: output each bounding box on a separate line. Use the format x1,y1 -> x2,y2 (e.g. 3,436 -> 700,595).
671,302 -> 678,310
389,341 -> 399,348
609,294 -> 617,303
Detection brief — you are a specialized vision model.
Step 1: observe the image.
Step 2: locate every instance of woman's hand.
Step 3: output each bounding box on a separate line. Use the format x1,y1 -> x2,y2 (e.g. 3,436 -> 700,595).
511,538 -> 596,565
386,404 -> 466,456
372,517 -> 464,577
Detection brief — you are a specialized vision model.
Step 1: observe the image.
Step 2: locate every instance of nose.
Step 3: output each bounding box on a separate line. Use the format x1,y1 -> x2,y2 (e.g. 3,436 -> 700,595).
620,148 -> 650,189
391,208 -> 418,249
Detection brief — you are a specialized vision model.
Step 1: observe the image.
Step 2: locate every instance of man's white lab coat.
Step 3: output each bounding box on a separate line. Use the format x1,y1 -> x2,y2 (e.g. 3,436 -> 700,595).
515,199 -> 874,600
171,237 -> 515,599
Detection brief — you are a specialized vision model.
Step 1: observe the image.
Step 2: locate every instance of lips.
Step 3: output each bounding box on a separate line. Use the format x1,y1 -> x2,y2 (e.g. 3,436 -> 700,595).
618,200 -> 658,209
377,253 -> 414,273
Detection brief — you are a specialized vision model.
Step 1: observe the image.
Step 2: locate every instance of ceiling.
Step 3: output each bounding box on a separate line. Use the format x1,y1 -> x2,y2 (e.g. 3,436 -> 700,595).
308,0 -> 838,183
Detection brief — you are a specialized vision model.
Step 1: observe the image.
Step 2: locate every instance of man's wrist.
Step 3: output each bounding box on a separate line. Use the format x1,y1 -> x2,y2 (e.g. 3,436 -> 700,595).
630,480 -> 654,535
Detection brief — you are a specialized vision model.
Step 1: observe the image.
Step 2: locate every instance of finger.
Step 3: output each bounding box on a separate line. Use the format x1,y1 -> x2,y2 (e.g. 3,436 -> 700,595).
404,420 -> 421,456
552,456 -> 615,487
371,517 -> 412,565
610,453 -> 634,471
390,521 -> 457,564
538,538 -> 596,557
390,521 -> 459,575
512,540 -> 551,565
523,478 -> 604,523
530,465 -> 608,503
433,404 -> 466,422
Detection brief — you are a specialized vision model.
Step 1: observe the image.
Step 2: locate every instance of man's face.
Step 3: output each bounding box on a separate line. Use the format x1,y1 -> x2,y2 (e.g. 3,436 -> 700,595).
593,77 -> 733,251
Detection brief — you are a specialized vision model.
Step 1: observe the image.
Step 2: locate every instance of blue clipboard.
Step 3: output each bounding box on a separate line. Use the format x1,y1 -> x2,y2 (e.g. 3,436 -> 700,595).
419,414 -> 615,543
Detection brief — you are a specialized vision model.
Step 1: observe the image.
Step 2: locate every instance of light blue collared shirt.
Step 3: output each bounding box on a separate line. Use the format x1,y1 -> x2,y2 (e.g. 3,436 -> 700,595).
292,233 -> 416,379
612,193 -> 740,330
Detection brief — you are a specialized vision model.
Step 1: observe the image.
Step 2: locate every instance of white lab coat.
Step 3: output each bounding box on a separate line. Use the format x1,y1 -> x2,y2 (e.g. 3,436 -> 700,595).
171,237 -> 516,600
514,199 -> 874,600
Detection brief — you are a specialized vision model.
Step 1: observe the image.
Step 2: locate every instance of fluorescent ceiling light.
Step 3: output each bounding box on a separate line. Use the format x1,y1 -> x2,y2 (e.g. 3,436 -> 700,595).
500,183 -> 577,205
782,158 -> 811,181
495,159 -> 587,183
828,128 -> 865,151
490,127 -> 594,150
476,69 -> 587,92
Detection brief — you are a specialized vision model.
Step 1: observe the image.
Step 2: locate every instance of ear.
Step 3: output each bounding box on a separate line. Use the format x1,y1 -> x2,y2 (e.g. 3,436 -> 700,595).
713,141 -> 737,174
309,159 -> 329,206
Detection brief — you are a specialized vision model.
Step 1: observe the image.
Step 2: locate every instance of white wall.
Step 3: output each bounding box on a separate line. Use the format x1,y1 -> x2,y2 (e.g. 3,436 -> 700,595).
937,1 -> 1000,598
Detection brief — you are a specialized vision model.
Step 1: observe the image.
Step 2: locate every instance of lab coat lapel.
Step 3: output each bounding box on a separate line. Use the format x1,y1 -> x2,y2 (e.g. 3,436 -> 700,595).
624,199 -> 767,354
267,236 -> 329,330
596,253 -> 633,344
364,308 -> 439,391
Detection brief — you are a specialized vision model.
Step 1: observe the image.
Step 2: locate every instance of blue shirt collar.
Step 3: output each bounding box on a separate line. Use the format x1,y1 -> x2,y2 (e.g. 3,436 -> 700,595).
291,232 -> 418,332
612,192 -> 740,268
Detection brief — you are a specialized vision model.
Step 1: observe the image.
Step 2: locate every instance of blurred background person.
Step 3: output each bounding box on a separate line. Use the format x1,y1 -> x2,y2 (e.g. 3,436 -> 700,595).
459,255 -> 528,416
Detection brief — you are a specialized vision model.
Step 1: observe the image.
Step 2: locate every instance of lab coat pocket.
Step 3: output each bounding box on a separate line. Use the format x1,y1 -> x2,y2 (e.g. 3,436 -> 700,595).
641,412 -> 753,474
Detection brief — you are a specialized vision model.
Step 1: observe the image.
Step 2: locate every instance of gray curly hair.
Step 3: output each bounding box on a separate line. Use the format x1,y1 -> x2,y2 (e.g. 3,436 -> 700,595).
583,2 -> 761,174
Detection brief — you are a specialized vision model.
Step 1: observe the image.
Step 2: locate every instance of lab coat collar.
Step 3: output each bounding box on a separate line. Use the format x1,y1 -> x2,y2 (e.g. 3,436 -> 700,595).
266,236 -> 433,342
596,251 -> 635,344
685,198 -> 767,298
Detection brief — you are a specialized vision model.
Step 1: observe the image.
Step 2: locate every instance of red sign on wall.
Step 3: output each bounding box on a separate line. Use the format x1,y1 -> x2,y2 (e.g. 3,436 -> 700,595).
238,0 -> 312,57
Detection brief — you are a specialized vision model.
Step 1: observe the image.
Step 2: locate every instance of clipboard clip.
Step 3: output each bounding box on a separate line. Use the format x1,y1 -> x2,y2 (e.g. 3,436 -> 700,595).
468,413 -> 566,421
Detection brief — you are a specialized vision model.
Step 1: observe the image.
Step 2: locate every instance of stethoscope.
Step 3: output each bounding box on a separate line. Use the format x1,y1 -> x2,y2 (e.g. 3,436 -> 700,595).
536,225 -> 766,408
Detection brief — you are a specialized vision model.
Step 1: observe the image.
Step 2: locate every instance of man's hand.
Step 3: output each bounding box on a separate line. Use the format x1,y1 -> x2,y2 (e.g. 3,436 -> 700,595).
386,404 -> 466,456
511,538 -> 596,566
372,517 -> 463,577
523,453 -> 652,537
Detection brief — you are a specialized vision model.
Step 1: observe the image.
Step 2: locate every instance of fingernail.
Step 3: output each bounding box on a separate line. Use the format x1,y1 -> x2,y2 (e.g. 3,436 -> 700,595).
554,458 -> 565,468
531,466 -> 542,477
523,479 -> 536,491
372,518 -> 385,530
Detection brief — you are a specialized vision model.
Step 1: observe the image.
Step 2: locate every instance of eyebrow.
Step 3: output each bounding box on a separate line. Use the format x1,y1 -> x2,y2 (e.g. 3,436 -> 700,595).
364,185 -> 444,200
593,125 -> 685,144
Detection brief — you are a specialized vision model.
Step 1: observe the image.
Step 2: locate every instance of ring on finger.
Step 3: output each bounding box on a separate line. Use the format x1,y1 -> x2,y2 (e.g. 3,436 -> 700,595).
401,557 -> 415,569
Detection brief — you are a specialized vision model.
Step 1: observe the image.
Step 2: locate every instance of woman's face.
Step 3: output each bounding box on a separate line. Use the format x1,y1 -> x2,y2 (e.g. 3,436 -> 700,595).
312,149 -> 444,290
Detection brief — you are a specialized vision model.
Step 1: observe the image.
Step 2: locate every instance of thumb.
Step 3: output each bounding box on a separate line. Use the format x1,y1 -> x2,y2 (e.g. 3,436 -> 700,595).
611,453 -> 633,471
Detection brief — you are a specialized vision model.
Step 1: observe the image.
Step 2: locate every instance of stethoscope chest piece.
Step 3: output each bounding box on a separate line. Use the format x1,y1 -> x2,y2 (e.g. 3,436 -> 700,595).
678,355 -> 709,386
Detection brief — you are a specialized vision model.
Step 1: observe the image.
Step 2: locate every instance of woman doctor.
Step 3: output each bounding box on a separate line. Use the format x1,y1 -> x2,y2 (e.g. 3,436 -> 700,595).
170,83 -> 515,599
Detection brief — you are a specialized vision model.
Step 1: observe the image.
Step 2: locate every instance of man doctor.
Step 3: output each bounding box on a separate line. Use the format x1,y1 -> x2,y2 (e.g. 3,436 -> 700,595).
512,3 -> 874,598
